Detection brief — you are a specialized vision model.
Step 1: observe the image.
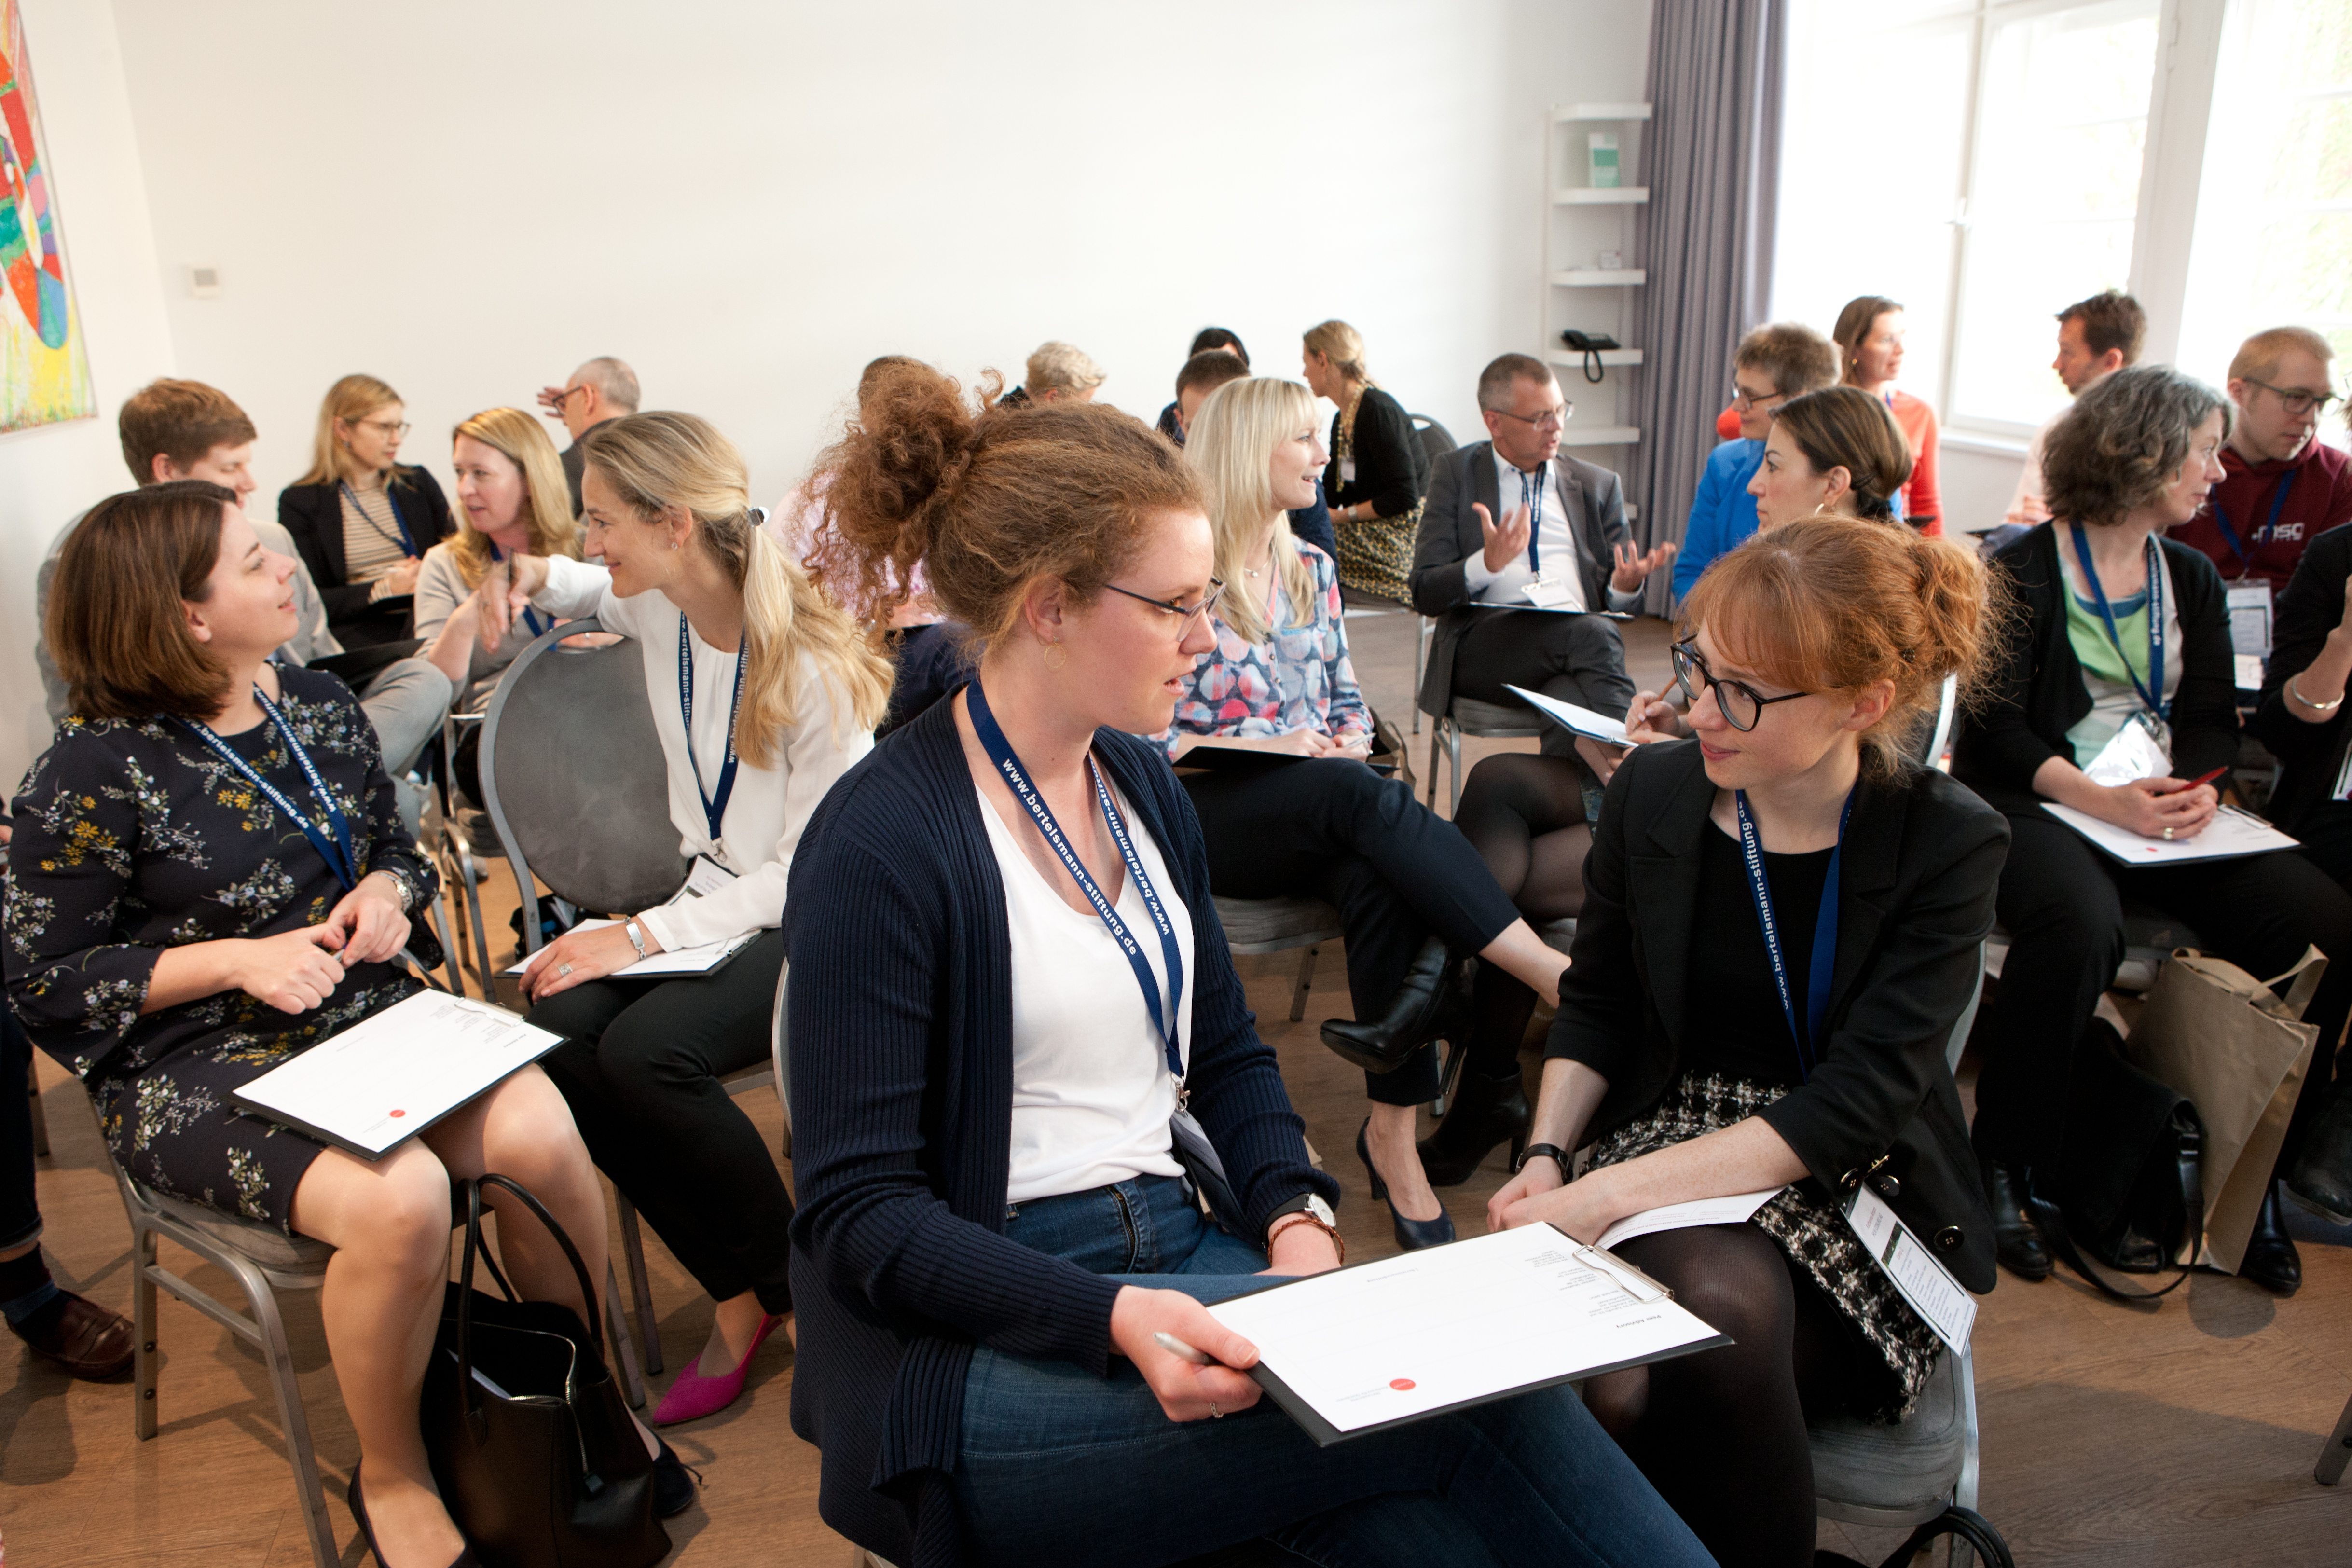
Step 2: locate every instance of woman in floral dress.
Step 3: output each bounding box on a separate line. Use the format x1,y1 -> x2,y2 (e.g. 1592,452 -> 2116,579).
8,481 -> 684,1568
1165,378 -> 1572,1249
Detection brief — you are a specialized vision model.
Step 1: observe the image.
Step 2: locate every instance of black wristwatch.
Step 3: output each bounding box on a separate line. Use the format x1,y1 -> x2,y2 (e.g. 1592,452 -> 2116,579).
1516,1143 -> 1572,1176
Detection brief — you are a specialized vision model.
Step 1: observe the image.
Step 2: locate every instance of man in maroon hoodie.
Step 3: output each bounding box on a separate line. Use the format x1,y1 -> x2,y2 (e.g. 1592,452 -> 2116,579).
2172,326 -> 2351,601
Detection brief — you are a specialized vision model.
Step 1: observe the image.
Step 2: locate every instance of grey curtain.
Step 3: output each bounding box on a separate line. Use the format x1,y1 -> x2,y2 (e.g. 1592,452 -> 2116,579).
1629,0 -> 1787,614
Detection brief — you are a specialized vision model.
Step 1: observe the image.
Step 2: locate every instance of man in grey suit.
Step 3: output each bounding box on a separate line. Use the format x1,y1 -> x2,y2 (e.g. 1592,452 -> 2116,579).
1410,353 -> 1675,759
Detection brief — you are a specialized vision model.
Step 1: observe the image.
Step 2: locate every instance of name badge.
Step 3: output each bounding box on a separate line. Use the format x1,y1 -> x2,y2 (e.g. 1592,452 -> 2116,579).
1338,458 -> 1357,485
2226,582 -> 2274,662
2081,712 -> 2171,787
1846,1184 -> 1976,1351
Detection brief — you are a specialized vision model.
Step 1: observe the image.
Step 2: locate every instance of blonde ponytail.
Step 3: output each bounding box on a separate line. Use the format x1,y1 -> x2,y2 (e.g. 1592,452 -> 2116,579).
585,413 -> 893,765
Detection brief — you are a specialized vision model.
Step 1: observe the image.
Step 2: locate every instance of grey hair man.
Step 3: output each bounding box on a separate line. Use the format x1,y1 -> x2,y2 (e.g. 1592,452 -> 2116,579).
537,356 -> 643,513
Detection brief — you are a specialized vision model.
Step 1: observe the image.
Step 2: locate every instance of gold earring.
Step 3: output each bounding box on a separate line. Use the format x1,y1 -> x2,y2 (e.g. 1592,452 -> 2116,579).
1042,638 -> 1067,672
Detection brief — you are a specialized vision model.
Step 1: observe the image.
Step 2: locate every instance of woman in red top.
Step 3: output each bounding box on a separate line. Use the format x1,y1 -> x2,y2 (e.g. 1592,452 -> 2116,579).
1833,295 -> 1942,536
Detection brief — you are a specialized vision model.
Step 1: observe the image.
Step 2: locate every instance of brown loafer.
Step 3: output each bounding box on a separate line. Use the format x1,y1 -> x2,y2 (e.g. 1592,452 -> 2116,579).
12,1291 -> 136,1380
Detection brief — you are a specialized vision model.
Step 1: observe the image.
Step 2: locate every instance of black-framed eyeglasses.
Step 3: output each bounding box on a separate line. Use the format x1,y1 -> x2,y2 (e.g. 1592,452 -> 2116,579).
1491,401 -> 1573,431
2243,378 -> 2339,418
1105,577 -> 1226,640
1730,385 -> 1788,413
1671,639 -> 1811,731
552,384 -> 587,405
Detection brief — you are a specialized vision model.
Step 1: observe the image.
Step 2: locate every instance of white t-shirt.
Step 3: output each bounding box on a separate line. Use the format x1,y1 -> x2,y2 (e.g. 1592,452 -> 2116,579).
977,775 -> 1196,1204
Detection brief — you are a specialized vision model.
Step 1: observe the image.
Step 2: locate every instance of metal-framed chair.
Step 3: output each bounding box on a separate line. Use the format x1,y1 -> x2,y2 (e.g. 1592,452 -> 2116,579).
1427,696 -> 1545,816
2319,1389 -> 2352,1485
1809,957 -> 2002,1567
96,959 -> 647,1568
1404,414 -> 1458,740
1213,895 -> 1341,1023
421,707 -> 498,997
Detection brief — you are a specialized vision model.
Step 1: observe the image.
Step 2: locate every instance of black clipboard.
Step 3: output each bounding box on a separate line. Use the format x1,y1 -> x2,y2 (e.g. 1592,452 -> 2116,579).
1174,744 -> 1398,777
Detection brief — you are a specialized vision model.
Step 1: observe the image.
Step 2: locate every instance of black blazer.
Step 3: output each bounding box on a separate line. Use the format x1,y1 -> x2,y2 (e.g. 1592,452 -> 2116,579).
1951,523 -> 2239,817
1408,440 -> 1630,715
1328,386 -> 1429,521
784,697 -> 1337,1568
1550,741 -> 2009,1293
277,466 -> 455,638
2249,521 -> 2352,835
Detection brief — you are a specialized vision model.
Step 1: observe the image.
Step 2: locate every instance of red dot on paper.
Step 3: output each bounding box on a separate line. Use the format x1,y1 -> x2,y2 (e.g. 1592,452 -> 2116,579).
1389,1378 -> 1416,1391
389,1110 -> 406,1118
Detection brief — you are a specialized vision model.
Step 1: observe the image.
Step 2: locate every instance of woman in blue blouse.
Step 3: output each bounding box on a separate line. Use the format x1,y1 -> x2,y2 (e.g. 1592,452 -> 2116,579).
1671,324 -> 1839,603
1169,378 -> 1578,1247
782,365 -> 1708,1568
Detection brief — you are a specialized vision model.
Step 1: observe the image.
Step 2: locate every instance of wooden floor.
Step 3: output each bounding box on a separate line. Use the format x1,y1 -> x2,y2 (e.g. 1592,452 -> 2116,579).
4,609 -> 2349,1566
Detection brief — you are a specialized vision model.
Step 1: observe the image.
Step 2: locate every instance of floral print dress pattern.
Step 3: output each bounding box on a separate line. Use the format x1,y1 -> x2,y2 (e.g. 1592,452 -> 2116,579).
1159,541 -> 1373,755
5,667 -> 437,1232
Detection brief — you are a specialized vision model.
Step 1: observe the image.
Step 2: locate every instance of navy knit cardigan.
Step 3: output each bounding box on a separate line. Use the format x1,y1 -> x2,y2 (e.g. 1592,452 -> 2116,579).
784,694 -> 1339,1568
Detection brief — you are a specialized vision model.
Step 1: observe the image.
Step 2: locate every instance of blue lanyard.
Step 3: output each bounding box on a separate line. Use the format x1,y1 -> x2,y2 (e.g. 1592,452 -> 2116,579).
1519,467 -> 1545,577
2068,525 -> 2168,720
2208,468 -> 2295,579
488,543 -> 547,638
340,481 -> 421,559
175,688 -> 359,892
676,614 -> 745,844
965,678 -> 1187,1085
1733,788 -> 1851,1081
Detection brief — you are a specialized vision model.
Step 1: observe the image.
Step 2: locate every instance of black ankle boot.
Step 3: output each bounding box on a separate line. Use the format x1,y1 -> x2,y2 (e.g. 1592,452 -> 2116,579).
1320,938 -> 1462,1074
1417,1071 -> 1532,1187
2287,1078 -> 2352,1224
1984,1159 -> 2052,1281
2241,1184 -> 2302,1296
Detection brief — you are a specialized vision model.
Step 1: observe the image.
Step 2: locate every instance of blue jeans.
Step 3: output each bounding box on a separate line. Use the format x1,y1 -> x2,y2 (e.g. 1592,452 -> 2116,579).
954,1176 -> 1713,1568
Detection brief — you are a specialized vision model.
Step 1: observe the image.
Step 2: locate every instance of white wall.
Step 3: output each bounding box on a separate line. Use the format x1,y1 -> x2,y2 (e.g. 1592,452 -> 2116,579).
0,0 -> 177,789
111,0 -> 1651,513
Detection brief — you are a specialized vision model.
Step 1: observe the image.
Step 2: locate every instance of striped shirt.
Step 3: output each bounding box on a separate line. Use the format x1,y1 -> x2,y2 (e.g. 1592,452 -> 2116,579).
339,481 -> 413,585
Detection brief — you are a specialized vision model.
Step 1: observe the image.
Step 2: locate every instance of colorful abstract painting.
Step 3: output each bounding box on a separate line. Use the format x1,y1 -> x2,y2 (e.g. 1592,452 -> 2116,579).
0,0 -> 92,432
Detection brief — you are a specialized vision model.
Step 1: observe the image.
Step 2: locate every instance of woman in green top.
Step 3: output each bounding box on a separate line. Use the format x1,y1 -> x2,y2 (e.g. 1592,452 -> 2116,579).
1951,364 -> 2352,1297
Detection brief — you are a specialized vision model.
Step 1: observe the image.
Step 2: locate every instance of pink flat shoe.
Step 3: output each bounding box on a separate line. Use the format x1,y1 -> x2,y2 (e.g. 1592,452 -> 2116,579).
651,1312 -> 785,1426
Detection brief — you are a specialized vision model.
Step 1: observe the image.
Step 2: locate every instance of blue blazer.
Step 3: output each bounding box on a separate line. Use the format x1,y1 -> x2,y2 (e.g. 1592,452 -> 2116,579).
784,694 -> 1338,1568
1672,438 -> 1765,601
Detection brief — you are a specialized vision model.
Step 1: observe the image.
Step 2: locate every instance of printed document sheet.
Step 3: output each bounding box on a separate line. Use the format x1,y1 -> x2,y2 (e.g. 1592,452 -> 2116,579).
1506,685 -> 1629,747
1208,1224 -> 1727,1444
2041,801 -> 2296,866
1846,1185 -> 1976,1350
234,992 -> 564,1159
1595,1188 -> 1784,1251
504,858 -> 752,978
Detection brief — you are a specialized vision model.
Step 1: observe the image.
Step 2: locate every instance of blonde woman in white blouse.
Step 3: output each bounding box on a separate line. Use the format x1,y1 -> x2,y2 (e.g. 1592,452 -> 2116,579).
477,411 -> 890,1424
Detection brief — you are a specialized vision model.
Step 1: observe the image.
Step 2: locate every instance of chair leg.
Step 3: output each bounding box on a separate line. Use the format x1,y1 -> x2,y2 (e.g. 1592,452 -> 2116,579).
617,1195 -> 662,1376
239,1257 -> 339,1568
1446,724 -> 1465,817
605,1261 -> 647,1411
1290,946 -> 1319,1023
132,1220 -> 160,1442
2318,1388 -> 2352,1486
26,1062 -> 47,1158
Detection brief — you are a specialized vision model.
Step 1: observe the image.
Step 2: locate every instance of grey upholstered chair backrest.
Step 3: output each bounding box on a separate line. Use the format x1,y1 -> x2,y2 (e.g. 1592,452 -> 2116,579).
1411,413 -> 1457,468
480,617 -> 688,925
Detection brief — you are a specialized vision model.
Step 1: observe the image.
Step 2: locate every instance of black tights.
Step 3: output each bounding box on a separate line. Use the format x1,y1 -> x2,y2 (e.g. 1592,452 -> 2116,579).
1588,1224 -> 1887,1568
1452,754 -> 1593,1078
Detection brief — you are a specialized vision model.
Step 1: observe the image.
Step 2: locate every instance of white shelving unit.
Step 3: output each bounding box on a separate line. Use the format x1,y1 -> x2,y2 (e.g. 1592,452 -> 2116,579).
1544,102 -> 1650,456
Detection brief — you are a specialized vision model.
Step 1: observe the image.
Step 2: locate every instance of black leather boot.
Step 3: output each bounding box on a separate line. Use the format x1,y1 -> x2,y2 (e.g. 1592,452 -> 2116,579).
1320,938 -> 1462,1074
1984,1159 -> 2052,1281
2240,1184 -> 2302,1296
2287,1077 -> 2352,1224
1416,1070 -> 1532,1187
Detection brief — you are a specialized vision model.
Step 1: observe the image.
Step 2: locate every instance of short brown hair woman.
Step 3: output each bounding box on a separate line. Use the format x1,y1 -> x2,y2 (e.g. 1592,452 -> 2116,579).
14,481 -> 684,1564
1486,514 -> 2007,1566
278,373 -> 456,648
783,365 -> 1709,1567
1952,363 -> 2352,1296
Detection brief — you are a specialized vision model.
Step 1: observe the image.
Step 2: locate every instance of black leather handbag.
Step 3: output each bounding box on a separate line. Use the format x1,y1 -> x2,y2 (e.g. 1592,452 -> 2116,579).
422,1175 -> 669,1568
2030,1018 -> 2205,1301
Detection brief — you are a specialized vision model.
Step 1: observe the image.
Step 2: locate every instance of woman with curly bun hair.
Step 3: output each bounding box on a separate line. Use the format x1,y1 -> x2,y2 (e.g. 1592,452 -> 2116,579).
1953,363 -> 2352,1297
783,363 -> 1707,1568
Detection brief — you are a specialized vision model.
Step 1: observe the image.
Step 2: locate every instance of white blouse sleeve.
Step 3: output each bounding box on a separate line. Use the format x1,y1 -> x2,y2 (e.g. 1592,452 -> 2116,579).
634,660 -> 872,951
534,554 -> 621,624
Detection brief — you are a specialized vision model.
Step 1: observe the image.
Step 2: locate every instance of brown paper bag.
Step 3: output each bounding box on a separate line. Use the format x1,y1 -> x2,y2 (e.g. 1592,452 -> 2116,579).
2122,947 -> 2324,1274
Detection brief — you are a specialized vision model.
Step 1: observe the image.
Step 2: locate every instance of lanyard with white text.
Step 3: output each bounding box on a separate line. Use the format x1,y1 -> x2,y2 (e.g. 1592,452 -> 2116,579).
2208,468 -> 2294,580
2069,525 -> 2167,721
965,678 -> 1187,1087
489,543 -> 548,638
1520,467 -> 1545,578
1733,788 -> 1852,1081
175,688 -> 359,891
341,481 -> 421,559
676,613 -> 745,844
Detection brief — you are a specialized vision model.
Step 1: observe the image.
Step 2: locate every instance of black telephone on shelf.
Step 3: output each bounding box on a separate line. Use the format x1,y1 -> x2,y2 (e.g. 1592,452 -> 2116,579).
1559,330 -> 1621,385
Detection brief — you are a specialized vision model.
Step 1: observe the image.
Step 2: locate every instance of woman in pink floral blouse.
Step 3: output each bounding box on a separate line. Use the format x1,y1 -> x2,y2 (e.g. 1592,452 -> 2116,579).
1165,378 -> 1574,1249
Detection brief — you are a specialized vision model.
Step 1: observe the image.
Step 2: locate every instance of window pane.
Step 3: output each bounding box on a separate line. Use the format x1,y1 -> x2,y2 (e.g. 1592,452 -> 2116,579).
1771,10 -> 1970,407
1946,1 -> 2161,429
